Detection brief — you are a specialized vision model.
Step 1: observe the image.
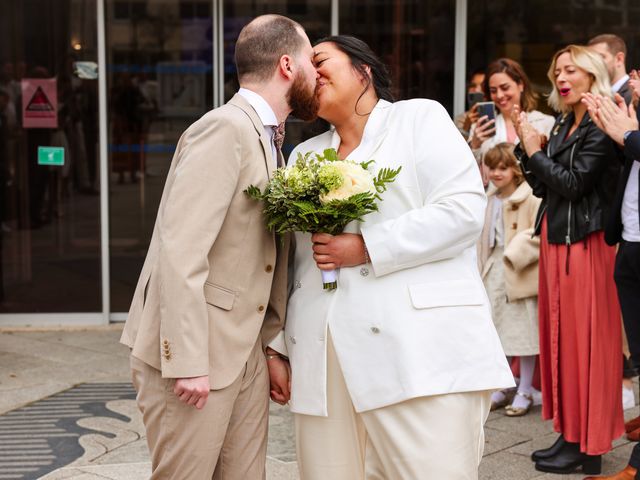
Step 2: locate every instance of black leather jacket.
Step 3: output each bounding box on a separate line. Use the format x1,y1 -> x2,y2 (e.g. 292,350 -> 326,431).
515,111 -> 620,245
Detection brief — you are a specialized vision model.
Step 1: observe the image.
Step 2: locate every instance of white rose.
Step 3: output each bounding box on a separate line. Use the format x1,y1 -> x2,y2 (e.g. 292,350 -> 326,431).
320,162 -> 376,204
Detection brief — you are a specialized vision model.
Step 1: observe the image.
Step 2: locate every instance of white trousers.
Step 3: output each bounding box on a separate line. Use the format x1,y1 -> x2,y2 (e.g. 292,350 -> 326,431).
294,333 -> 492,480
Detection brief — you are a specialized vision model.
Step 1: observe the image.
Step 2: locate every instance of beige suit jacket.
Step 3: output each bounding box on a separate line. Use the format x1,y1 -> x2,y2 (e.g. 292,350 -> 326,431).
121,94 -> 289,389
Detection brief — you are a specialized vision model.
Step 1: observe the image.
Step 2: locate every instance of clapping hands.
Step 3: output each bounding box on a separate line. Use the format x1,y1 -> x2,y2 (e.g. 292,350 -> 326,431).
582,92 -> 638,146
511,106 -> 546,157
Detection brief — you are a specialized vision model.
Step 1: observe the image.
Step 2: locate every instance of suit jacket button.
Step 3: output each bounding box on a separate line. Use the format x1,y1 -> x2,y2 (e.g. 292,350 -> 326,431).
289,336 -> 297,344
258,305 -> 265,312
294,280 -> 302,289
360,267 -> 369,277
265,265 -> 273,273
512,222 -> 517,229
371,327 -> 380,334
162,339 -> 169,346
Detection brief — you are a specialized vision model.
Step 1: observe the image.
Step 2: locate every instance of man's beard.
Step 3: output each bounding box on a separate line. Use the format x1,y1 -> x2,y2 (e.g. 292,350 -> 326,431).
287,73 -> 319,121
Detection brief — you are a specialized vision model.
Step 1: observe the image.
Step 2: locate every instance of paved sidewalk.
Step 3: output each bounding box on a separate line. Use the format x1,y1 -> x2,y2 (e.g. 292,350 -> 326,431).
0,326 -> 636,479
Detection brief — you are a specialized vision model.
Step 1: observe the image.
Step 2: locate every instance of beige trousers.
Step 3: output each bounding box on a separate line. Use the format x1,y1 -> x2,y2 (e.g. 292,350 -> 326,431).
295,334 -> 491,480
131,339 -> 269,480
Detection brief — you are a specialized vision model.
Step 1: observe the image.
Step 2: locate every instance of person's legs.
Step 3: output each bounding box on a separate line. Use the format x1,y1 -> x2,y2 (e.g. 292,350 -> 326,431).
131,355 -> 242,480
616,242 -> 640,375
213,339 -> 270,480
359,391 -> 491,480
510,355 -> 536,410
294,333 -> 367,480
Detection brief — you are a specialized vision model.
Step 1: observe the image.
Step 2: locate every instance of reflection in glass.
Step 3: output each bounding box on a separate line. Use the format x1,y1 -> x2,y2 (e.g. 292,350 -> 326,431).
467,1 -> 640,112
223,1 -> 332,158
106,0 -> 214,311
0,0 -> 101,313
340,0 -> 456,113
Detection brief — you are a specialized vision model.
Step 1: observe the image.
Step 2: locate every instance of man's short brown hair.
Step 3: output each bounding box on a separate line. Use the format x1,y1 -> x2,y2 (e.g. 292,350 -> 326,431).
588,33 -> 627,56
235,15 -> 306,83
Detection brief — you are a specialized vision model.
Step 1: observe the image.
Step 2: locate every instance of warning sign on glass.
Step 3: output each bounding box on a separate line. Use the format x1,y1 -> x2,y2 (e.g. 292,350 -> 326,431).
21,78 -> 58,129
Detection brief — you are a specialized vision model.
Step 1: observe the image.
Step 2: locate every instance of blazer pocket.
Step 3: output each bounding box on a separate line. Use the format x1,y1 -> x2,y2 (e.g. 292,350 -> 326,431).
408,280 -> 485,309
203,282 -> 236,311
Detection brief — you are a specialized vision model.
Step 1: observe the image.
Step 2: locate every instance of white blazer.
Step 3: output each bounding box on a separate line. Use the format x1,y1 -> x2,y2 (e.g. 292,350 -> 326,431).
286,99 -> 515,416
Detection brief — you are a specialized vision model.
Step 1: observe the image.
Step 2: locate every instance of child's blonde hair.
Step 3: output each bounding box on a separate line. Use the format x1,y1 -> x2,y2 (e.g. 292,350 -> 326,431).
483,143 -> 524,186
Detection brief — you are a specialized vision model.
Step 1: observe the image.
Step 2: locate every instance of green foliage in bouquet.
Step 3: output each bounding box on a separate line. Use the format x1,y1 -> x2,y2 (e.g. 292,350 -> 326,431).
245,148 -> 401,235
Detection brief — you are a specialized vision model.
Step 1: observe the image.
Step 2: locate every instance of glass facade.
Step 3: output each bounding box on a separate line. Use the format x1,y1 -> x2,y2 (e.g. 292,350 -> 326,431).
105,0 -> 215,311
0,0 -> 638,323
0,0 -> 101,313
340,0 -> 456,111
467,1 -> 640,111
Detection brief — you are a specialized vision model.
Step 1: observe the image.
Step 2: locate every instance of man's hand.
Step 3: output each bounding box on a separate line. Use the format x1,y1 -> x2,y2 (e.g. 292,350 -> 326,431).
311,233 -> 366,271
174,375 -> 210,410
583,92 -> 638,146
266,350 -> 290,405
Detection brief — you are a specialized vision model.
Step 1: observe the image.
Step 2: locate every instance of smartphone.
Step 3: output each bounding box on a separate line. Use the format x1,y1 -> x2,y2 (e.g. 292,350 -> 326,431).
467,92 -> 484,109
476,101 -> 496,122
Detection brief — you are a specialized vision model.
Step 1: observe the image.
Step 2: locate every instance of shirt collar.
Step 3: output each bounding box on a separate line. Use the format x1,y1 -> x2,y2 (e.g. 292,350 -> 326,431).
237,88 -> 278,128
612,74 -> 630,94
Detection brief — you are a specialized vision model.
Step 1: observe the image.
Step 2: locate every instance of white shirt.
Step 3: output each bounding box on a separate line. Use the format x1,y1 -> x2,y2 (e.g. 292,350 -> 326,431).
237,88 -> 279,164
622,160 -> 640,242
612,74 -> 630,94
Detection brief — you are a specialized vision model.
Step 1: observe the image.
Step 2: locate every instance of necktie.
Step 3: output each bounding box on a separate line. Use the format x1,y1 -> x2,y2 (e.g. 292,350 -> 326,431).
272,123 -> 285,152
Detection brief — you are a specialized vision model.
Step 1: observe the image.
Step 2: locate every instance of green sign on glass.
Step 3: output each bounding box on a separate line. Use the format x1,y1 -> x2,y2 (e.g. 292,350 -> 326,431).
38,146 -> 65,166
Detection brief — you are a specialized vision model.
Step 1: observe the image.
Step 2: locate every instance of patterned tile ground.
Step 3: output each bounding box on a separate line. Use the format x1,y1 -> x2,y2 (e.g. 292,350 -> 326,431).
0,383 -> 136,480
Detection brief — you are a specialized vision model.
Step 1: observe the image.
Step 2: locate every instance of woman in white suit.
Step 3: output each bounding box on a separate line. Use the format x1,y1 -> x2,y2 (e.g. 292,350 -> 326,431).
283,36 -> 514,479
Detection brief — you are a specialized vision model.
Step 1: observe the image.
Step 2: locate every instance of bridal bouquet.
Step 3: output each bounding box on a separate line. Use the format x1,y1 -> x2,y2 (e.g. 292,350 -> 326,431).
245,148 -> 400,290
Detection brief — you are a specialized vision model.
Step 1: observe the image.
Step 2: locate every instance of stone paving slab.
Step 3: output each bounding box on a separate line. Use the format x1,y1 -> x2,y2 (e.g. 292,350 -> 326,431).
0,328 -> 636,480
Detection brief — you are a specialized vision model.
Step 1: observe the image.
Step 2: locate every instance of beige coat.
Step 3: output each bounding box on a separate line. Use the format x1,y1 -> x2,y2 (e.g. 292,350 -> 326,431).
478,181 -> 541,301
120,94 -> 289,389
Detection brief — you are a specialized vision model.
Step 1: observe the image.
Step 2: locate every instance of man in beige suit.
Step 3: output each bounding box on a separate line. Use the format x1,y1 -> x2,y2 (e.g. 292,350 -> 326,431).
120,14 -> 318,479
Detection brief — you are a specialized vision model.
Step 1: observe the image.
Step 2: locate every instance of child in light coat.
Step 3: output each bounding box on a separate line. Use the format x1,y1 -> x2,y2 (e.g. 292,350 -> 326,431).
478,143 -> 542,416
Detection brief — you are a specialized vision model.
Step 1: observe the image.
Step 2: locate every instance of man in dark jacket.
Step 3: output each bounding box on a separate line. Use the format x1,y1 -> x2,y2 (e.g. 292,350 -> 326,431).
589,34 -> 632,105
583,92 -> 640,480
589,33 -> 638,409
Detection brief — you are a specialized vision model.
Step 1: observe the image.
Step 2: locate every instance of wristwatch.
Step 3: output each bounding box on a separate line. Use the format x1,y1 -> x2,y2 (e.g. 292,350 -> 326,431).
623,130 -> 634,143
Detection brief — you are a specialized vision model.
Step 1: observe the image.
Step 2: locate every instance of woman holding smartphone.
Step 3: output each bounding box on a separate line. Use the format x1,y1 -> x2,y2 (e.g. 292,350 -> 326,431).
469,58 -> 555,186
514,45 -> 623,475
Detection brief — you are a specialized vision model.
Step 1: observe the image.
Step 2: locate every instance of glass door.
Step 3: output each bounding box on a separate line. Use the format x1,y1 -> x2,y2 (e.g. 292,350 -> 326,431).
0,0 -> 101,316
105,0 -> 215,312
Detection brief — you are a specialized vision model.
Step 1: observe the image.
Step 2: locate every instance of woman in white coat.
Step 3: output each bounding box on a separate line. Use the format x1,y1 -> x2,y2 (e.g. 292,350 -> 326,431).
283,36 -> 514,479
469,58 -> 555,186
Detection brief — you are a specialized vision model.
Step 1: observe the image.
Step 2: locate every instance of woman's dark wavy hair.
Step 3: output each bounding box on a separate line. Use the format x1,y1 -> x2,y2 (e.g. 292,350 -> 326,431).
314,35 -> 394,113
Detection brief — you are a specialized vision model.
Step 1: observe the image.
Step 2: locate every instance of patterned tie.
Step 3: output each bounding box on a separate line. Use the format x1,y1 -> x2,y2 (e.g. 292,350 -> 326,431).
272,122 -> 285,152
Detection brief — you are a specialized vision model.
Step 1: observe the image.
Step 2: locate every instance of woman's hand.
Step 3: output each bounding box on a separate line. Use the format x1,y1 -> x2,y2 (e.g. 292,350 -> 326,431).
512,106 -> 543,157
266,349 -> 290,405
469,115 -> 496,149
311,233 -> 366,270
462,104 -> 480,132
630,69 -> 640,108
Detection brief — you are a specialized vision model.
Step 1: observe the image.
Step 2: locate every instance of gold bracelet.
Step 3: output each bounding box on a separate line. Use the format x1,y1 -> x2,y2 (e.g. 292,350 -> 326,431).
266,353 -> 285,361
363,243 -> 370,264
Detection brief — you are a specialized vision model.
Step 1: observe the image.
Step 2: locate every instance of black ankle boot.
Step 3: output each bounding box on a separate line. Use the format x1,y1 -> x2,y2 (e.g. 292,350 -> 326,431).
531,435 -> 566,462
534,441 -> 601,475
